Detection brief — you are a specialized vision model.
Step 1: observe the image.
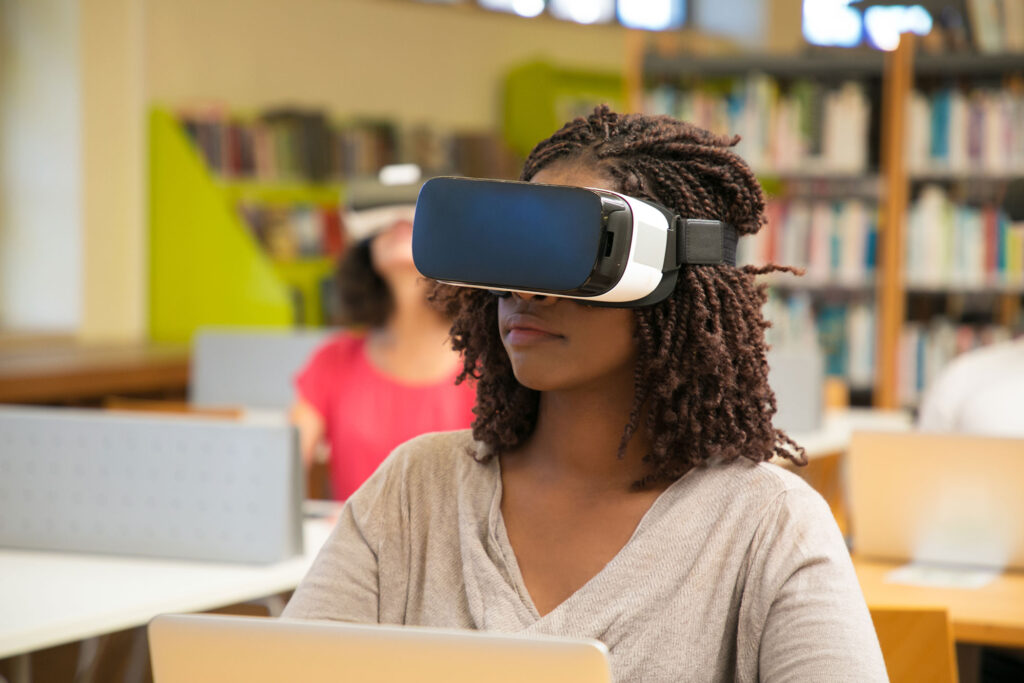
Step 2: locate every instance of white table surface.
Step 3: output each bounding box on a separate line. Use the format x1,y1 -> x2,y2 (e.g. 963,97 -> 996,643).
0,517 -> 334,659
786,408 -> 913,460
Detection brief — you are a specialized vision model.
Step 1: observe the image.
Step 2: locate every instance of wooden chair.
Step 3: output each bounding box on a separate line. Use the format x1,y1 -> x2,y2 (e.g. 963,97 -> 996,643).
869,605 -> 958,683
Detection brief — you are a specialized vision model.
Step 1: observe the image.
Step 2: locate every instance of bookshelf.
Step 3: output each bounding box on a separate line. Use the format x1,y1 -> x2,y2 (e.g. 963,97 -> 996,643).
636,45 -> 1024,409
148,108 -> 341,343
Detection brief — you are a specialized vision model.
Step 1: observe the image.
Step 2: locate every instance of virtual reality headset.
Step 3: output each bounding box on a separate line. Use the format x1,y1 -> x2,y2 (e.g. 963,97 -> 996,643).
344,172 -> 425,241
412,176 -> 739,308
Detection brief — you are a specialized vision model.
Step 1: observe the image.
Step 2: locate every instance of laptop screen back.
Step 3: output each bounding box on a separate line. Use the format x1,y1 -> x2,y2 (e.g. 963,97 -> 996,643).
848,430 -> 1024,570
149,614 -> 612,683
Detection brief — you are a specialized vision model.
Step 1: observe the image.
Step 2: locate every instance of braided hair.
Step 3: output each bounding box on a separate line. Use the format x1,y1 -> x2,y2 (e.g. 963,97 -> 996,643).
431,106 -> 805,487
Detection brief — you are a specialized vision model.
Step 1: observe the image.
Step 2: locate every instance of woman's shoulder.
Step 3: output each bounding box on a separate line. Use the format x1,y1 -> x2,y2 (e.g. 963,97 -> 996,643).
344,429 -> 488,521
317,330 -> 366,355
664,458 -> 846,570
302,331 -> 366,370
374,429 -> 491,492
390,428 -> 479,460
680,456 -> 832,522
693,455 -> 814,492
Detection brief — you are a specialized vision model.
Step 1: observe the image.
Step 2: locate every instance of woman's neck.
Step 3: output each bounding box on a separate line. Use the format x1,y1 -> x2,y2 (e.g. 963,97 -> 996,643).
511,371 -> 655,494
365,273 -> 459,383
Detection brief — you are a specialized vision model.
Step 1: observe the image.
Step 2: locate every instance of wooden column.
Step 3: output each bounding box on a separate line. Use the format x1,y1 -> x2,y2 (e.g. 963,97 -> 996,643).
874,34 -> 915,409
623,30 -> 647,113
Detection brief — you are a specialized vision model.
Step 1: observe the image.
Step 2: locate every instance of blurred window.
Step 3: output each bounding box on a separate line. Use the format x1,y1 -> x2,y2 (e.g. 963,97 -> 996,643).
478,0 -> 546,18
618,0 -> 687,30
694,0 -> 762,44
470,0 -> 688,29
804,0 -> 933,50
549,0 -> 615,24
863,5 -> 933,51
803,0 -> 864,47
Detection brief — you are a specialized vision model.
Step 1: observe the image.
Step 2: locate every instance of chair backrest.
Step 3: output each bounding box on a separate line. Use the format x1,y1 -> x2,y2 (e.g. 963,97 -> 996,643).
869,605 -> 958,683
190,328 -> 336,411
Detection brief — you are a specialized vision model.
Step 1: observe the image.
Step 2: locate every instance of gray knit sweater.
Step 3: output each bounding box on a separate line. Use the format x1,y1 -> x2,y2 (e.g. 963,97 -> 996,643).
283,430 -> 888,682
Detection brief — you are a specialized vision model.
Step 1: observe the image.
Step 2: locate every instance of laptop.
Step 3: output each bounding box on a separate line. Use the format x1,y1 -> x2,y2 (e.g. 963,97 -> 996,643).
848,430 -> 1024,570
149,614 -> 612,683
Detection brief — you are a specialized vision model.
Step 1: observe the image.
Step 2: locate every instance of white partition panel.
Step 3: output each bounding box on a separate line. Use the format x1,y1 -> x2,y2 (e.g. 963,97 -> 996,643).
190,328 -> 336,411
0,407 -> 302,564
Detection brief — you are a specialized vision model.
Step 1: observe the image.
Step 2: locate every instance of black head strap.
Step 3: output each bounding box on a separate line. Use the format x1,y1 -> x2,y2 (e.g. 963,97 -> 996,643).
660,216 -> 739,272
679,218 -> 738,266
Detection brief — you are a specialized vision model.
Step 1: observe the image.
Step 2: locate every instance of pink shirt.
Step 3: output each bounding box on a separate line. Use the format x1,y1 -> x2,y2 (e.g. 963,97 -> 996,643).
295,333 -> 476,500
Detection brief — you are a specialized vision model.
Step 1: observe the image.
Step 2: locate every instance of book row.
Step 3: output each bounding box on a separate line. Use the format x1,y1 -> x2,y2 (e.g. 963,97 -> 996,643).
738,198 -> 877,286
645,76 -> 873,174
764,294 -> 876,390
906,84 -> 1024,175
906,186 -> 1024,289
238,203 -> 345,262
738,188 -> 1023,291
645,76 -> 1024,179
764,291 -> 1017,405
898,318 -> 1015,406
180,108 -> 519,183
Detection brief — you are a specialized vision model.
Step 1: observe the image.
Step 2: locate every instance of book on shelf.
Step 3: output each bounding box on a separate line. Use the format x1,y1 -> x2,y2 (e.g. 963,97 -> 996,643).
645,75 -> 872,174
966,0 -> 1024,53
906,185 -> 1024,289
745,187 -> 1024,292
739,197 -> 877,287
900,319 -> 1015,406
763,293 -> 876,391
906,83 -> 1024,176
763,293 -> 1022,406
239,203 -> 345,262
178,109 -> 520,183
337,120 -> 401,178
180,106 -> 335,182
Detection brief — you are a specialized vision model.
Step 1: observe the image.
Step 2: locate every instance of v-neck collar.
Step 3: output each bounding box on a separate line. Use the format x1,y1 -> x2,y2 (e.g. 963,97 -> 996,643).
485,456 -> 696,624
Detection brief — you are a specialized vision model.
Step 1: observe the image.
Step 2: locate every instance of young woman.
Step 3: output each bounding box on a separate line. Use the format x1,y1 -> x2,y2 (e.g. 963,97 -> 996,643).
284,108 -> 887,681
291,206 -> 476,501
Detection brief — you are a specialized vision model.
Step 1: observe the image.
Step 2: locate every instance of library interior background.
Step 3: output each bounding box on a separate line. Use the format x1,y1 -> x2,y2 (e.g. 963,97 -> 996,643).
1,0 -> 1023,681
4,0 -> 1022,409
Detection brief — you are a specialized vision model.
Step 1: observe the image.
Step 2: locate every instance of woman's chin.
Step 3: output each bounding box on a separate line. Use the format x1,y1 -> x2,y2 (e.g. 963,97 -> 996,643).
511,366 -> 569,393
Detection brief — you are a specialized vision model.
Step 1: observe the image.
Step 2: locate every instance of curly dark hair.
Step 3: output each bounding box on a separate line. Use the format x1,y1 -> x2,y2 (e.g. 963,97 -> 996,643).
432,106 -> 805,487
333,238 -> 392,328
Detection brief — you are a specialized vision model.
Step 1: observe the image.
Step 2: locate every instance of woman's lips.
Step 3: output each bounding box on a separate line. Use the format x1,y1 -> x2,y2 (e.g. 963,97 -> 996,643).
503,315 -> 563,345
505,326 -> 563,345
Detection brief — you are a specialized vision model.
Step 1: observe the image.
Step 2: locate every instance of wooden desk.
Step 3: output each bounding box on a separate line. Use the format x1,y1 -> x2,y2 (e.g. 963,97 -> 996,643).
0,342 -> 189,404
854,557 -> 1024,649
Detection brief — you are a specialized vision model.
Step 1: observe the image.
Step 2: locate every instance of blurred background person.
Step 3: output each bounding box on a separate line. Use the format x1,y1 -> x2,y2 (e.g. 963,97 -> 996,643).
290,177 -> 476,500
917,334 -> 1024,437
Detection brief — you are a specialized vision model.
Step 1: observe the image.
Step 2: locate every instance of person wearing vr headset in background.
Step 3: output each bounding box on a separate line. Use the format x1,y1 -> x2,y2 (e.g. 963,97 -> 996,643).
290,179 -> 476,501
284,107 -> 887,681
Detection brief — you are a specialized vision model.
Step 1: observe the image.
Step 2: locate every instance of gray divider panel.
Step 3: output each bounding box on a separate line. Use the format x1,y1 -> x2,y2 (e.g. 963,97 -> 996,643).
190,328 -> 336,411
0,407 -> 303,564
767,344 -> 825,434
